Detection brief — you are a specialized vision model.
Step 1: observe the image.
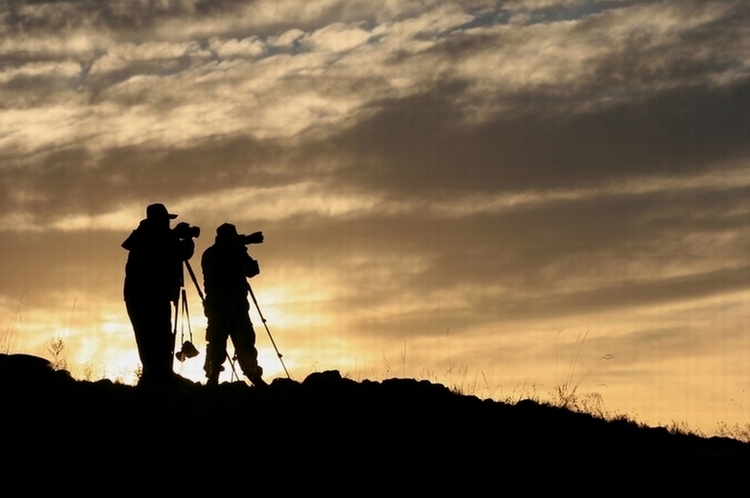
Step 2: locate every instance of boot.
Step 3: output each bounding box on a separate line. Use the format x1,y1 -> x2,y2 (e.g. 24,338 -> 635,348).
204,364 -> 223,387
246,365 -> 267,387
206,374 -> 219,387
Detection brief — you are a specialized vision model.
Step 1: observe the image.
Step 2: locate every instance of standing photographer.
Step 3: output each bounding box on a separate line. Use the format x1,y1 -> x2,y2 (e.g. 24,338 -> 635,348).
201,223 -> 266,387
122,203 -> 197,385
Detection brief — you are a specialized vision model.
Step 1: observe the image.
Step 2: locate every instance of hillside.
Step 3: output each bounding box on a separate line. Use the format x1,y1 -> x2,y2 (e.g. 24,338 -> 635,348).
2,353 -> 748,489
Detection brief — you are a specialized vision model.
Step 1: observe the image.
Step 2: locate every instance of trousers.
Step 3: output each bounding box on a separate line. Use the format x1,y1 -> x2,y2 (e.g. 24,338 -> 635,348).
126,298 -> 174,381
203,297 -> 260,381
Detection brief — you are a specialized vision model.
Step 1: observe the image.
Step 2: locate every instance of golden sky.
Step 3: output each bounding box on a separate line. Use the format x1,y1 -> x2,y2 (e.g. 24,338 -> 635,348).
2,0 -> 750,434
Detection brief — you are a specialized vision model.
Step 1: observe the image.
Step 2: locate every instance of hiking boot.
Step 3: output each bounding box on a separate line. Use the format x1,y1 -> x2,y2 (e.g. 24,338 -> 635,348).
251,375 -> 268,387
244,365 -> 266,387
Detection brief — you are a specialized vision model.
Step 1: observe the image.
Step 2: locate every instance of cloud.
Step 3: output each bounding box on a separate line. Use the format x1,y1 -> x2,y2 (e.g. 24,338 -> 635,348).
4,1 -> 746,159
325,76 -> 750,198
209,36 -> 265,59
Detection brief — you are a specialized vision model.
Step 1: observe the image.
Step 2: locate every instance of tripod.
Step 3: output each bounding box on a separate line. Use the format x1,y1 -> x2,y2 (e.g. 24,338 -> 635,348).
173,288 -> 199,363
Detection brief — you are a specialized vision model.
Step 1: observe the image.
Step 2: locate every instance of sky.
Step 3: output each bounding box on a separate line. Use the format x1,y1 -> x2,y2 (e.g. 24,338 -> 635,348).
2,0 -> 750,434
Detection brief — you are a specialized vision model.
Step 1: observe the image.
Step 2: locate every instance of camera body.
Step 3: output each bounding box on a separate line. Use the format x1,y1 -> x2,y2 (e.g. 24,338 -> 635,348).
173,222 -> 201,240
176,340 -> 199,362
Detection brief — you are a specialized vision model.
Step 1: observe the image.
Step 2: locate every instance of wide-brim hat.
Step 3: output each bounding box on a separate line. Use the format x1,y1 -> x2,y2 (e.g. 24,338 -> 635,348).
146,203 -> 178,220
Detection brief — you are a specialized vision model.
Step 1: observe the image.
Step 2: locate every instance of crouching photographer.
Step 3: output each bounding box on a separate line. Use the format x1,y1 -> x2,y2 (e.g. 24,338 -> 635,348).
201,223 -> 266,386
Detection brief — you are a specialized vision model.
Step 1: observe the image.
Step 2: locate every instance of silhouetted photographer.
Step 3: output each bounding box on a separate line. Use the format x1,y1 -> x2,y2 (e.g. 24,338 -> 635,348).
122,203 -> 198,385
201,223 -> 266,386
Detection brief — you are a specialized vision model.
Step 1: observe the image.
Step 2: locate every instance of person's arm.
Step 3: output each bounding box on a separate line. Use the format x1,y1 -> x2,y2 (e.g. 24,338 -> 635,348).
244,252 -> 260,278
121,220 -> 147,250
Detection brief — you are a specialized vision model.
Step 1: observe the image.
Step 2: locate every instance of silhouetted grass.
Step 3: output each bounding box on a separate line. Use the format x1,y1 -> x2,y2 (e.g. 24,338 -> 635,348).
16,335 -> 750,444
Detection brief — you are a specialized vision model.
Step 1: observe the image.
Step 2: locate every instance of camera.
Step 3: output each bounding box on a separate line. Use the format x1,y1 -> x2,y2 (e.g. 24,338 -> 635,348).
239,231 -> 264,245
173,222 -> 201,240
176,340 -> 199,362
215,223 -> 262,245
